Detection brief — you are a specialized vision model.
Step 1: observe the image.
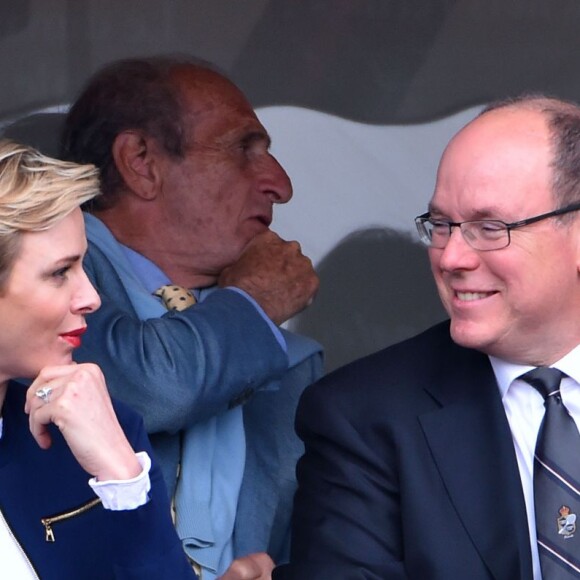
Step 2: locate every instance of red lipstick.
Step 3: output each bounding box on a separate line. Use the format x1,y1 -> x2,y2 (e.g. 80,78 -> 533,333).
60,327 -> 87,349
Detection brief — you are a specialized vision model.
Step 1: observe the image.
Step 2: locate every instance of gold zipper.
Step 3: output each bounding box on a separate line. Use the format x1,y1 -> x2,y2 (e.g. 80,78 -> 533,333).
41,498 -> 102,542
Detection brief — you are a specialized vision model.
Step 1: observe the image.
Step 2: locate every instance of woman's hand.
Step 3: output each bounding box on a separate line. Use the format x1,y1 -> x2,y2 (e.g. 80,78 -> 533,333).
25,363 -> 141,481
218,552 -> 274,580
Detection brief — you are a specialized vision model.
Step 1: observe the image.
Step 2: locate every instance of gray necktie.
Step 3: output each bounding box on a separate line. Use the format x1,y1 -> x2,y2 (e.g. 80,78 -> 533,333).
521,367 -> 580,578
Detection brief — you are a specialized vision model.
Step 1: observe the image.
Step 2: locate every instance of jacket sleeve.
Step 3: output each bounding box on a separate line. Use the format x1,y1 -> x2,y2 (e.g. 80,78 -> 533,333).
75,244 -> 288,433
274,371 -> 408,580
107,400 -> 198,579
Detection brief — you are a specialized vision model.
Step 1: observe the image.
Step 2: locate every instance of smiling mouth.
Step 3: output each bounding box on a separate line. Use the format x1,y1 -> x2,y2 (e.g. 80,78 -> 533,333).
455,291 -> 494,302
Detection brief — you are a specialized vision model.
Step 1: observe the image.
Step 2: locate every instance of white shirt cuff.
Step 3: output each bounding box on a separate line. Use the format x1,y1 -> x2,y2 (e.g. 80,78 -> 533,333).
88,451 -> 152,511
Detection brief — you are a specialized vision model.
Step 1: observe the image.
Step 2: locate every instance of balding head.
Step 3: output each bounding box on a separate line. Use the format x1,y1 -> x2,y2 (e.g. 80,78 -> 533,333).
478,94 -> 580,211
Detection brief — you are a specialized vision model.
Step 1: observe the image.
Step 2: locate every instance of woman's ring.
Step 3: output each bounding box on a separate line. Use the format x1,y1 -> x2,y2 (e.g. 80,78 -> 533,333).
35,386 -> 53,404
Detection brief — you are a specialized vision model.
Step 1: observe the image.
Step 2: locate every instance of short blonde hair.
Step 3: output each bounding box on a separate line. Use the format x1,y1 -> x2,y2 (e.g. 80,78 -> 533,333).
0,140 -> 100,287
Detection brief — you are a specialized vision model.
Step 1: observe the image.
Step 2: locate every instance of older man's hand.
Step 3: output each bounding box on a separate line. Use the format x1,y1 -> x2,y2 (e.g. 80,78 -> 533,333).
219,230 -> 319,325
218,552 -> 274,580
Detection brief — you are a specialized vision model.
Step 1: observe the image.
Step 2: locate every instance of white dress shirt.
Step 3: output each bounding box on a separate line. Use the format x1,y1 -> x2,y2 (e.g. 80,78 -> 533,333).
490,345 -> 580,580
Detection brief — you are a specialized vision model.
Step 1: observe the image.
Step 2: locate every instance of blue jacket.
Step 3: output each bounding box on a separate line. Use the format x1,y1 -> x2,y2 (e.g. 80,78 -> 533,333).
0,381 -> 196,580
77,241 -> 289,434
75,229 -> 324,565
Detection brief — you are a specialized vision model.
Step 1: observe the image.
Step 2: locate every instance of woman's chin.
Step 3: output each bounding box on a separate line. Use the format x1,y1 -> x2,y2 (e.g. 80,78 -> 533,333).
32,354 -> 74,375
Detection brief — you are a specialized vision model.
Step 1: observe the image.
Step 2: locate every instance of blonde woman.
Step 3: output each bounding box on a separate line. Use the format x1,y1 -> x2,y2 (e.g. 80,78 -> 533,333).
0,140 -> 196,579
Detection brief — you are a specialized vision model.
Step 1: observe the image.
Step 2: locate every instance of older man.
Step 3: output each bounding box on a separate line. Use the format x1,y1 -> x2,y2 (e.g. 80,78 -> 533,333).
61,56 -> 323,579
276,95 -> 580,579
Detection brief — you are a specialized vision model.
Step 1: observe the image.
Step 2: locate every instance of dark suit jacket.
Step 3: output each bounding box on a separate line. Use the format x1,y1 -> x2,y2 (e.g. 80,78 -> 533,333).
0,381 -> 196,580
275,321 -> 534,580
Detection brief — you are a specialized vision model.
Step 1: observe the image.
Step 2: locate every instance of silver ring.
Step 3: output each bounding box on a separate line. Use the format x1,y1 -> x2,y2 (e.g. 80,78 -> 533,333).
35,386 -> 53,404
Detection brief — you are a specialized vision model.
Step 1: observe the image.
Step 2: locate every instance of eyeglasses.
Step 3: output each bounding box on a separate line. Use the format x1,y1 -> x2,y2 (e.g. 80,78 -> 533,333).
415,201 -> 580,251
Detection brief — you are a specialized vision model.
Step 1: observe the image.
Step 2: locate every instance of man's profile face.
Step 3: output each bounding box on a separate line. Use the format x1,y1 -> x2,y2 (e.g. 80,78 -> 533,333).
153,68 -> 293,278
428,108 -> 580,365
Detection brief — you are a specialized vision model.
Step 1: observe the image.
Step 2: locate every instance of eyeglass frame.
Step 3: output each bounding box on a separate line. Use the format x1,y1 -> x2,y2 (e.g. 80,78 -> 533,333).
415,201 -> 580,251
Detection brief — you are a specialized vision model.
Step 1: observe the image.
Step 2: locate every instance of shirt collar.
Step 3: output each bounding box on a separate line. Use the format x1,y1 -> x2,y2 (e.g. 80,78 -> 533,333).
489,344 -> 580,400
120,244 -> 170,293
119,243 -> 211,300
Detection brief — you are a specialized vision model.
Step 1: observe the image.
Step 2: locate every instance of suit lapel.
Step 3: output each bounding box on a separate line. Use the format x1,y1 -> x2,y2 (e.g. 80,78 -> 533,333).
419,350 -> 533,580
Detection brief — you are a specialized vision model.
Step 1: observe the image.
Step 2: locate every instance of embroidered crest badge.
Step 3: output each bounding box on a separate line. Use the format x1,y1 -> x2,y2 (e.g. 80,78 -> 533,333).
557,505 -> 576,538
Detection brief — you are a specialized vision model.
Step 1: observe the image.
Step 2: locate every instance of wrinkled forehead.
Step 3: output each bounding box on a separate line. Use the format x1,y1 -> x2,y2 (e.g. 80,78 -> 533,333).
173,68 -> 266,144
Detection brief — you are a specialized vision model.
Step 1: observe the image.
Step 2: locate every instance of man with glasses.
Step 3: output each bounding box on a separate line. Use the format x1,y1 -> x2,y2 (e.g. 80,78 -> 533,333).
274,95 -> 580,579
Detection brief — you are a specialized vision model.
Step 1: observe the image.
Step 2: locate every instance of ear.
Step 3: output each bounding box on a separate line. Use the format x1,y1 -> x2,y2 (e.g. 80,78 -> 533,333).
111,131 -> 161,201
